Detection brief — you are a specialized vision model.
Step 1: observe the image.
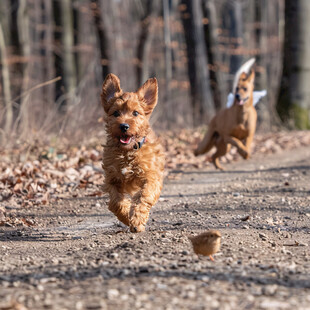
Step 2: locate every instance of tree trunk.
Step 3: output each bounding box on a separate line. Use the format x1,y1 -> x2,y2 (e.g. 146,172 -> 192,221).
0,22 -> 12,135
163,0 -> 173,123
256,0 -> 284,131
0,0 -> 11,45
277,0 -> 310,129
135,0 -> 160,86
17,0 -> 31,136
91,0 -> 109,80
229,1 -> 243,74
99,0 -> 136,91
60,0 -> 77,95
202,0 -> 226,110
181,0 -> 215,125
42,0 -> 55,102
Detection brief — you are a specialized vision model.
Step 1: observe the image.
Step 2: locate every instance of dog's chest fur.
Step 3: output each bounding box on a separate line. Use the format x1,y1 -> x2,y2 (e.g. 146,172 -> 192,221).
103,150 -> 143,182
103,133 -> 164,197
118,152 -> 144,180
103,142 -> 162,183
230,107 -> 253,139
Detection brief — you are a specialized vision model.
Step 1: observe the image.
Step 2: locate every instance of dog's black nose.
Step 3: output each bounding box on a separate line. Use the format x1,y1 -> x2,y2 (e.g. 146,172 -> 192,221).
120,123 -> 130,132
235,93 -> 241,101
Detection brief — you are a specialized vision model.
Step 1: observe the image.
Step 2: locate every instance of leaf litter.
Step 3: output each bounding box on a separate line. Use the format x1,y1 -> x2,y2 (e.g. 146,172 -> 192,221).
1,129 -> 310,227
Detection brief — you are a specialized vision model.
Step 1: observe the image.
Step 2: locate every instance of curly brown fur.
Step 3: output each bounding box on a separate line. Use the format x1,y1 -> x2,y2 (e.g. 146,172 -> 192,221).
194,70 -> 257,170
101,74 -> 165,232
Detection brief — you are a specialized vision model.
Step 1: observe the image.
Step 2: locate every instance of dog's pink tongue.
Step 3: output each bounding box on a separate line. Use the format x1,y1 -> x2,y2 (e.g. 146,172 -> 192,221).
120,136 -> 132,144
239,100 -> 244,105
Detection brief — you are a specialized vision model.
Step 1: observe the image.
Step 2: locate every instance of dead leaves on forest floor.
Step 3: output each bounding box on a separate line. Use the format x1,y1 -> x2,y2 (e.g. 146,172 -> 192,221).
163,129 -> 310,171
0,129 -> 310,227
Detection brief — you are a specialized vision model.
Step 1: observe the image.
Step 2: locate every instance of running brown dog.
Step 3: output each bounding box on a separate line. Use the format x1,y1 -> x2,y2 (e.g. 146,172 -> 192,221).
101,74 -> 165,232
194,69 -> 257,170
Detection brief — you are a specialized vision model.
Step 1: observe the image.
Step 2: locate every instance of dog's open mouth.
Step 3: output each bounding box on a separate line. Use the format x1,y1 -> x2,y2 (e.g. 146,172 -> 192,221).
237,97 -> 249,106
119,135 -> 133,144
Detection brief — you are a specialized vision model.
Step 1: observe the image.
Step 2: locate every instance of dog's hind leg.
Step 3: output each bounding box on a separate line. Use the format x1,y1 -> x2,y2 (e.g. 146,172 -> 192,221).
224,136 -> 248,159
211,139 -> 231,170
194,129 -> 216,156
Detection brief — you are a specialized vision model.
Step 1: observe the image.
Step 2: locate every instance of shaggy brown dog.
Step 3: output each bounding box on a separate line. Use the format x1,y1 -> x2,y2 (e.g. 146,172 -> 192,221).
194,70 -> 257,170
101,74 -> 165,232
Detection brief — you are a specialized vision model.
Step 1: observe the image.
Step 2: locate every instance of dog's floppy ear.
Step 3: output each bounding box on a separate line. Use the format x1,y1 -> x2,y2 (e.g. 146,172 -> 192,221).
137,77 -> 158,116
101,73 -> 122,113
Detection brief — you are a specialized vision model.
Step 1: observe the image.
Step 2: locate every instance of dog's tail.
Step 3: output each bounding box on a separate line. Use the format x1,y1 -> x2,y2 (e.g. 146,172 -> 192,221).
194,127 -> 217,156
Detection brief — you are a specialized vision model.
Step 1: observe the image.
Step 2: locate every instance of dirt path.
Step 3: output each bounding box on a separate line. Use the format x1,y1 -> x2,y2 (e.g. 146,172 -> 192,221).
1,147 -> 310,310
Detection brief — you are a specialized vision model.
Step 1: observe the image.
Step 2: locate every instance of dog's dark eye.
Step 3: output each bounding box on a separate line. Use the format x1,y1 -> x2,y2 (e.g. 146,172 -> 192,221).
243,87 -> 247,91
133,111 -> 139,117
113,111 -> 120,117
236,87 -> 239,92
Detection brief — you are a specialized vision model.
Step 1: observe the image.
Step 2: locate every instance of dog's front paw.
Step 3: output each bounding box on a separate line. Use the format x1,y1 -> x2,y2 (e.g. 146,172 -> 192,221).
129,224 -> 145,233
243,152 -> 250,160
240,149 -> 249,159
129,214 -> 146,232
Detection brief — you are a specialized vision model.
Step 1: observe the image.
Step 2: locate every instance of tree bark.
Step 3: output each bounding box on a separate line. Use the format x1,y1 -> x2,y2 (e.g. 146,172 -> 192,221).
0,0 -> 11,45
60,0 -> 77,95
163,0 -> 173,123
256,0 -> 283,131
0,22 -> 12,134
220,0 -> 244,75
228,0 -> 243,74
91,0 -> 109,80
135,0 -> 160,86
42,0 -> 55,102
181,0 -> 215,125
277,0 -> 310,129
202,0 -> 226,110
17,0 -> 31,136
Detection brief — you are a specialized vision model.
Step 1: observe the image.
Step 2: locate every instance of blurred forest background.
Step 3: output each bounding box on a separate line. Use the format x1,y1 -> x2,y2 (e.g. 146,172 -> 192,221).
0,0 -> 309,146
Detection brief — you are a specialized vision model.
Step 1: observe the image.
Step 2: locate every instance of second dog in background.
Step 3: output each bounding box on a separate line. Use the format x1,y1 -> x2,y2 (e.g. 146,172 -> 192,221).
194,59 -> 265,170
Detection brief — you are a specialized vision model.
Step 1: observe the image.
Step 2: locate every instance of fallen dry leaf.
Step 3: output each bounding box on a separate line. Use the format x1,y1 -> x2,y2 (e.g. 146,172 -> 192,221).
1,129 -> 310,210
